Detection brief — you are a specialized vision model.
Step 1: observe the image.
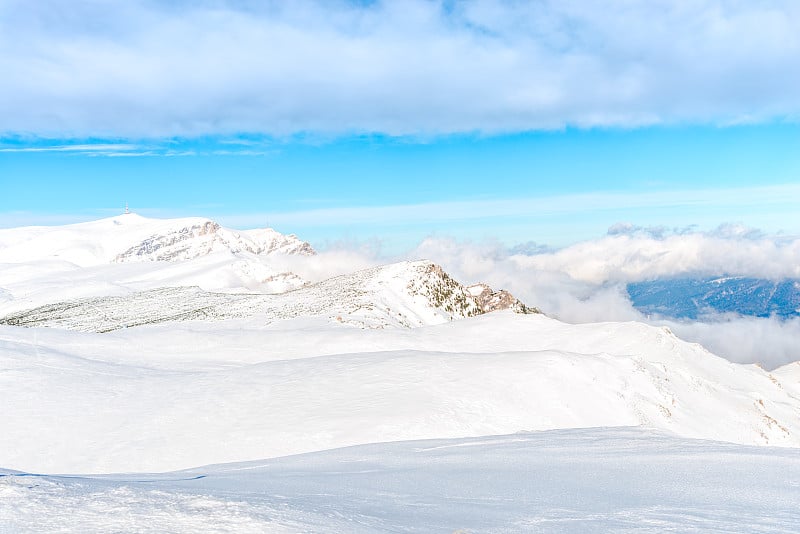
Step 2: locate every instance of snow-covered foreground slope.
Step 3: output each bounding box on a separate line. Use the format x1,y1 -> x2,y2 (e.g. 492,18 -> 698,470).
3,428 -> 800,533
2,312 -> 799,474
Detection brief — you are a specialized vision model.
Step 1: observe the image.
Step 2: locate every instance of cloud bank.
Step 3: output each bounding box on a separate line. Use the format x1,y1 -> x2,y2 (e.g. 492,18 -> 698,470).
512,224 -> 800,284
2,0 -> 800,137
366,225 -> 800,369
187,223 -> 800,369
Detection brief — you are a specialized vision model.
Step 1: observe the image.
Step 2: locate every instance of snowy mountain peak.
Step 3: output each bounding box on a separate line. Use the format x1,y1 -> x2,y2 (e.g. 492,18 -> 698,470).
0,259 -> 537,331
0,214 -> 315,266
113,217 -> 315,263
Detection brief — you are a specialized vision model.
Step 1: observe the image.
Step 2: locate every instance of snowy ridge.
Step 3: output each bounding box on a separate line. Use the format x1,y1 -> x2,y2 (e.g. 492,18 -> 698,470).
0,260 -> 533,331
2,313 -> 800,474
113,220 -> 315,263
0,251 -> 308,318
467,283 -> 540,314
0,212 -> 314,267
0,214 -> 315,314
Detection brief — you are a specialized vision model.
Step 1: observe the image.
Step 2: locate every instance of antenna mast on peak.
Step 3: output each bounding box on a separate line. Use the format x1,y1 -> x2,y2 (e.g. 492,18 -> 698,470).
124,202 -> 130,215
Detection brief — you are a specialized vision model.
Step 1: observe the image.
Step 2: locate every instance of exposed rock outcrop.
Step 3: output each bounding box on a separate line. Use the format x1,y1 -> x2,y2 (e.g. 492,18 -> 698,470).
466,283 -> 541,315
1,260 -> 539,332
114,222 -> 315,263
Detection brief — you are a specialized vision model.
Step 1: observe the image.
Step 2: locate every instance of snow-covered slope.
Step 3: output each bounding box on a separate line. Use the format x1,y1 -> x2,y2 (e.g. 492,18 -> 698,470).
0,212 -> 314,266
4,214 -> 800,531
775,361 -> 800,397
3,428 -> 800,533
2,312 -> 799,474
0,260 -> 535,331
0,216 -> 537,327
0,214 -> 317,313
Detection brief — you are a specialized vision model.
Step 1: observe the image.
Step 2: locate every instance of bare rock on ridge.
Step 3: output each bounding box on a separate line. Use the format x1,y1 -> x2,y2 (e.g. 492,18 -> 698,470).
114,220 -> 315,263
466,283 -> 541,315
0,260 -> 540,332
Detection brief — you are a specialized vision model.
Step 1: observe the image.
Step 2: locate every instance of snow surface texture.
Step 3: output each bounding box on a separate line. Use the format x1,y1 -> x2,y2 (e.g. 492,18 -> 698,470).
2,312 -> 799,475
2,428 -> 800,533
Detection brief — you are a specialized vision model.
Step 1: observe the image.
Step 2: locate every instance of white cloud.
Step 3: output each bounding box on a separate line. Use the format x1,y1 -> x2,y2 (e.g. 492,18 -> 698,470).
397,227 -> 800,368
1,0 -> 799,137
267,240 -> 387,284
219,183 -> 800,229
512,227 -> 800,284
408,234 -> 646,322
279,228 -> 800,369
661,316 -> 800,370
0,143 -> 140,153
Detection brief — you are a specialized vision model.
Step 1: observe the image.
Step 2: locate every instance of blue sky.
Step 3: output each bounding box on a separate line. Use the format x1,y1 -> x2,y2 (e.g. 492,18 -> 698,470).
1,1 -> 799,252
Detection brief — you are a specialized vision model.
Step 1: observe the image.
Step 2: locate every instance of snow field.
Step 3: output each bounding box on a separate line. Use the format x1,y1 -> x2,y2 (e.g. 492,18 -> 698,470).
2,214 -> 800,532
1,312 -> 799,474
3,428 -> 800,533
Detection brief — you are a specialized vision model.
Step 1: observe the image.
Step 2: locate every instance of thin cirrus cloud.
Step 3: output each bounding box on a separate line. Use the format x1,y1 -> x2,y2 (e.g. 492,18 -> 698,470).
0,144 -> 138,152
1,1 -> 799,138
218,183 -> 800,231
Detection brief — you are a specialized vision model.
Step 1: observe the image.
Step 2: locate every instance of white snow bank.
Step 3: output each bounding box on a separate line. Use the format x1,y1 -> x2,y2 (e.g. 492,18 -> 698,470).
2,428 -> 799,533
1,313 -> 798,474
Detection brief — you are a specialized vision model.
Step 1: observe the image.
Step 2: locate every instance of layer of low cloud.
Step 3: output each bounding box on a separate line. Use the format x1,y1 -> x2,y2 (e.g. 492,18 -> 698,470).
512,225 -> 800,284
661,315 -> 800,370
281,225 -> 800,369
268,239 -> 386,284
2,1 -> 800,137
232,184 -> 800,230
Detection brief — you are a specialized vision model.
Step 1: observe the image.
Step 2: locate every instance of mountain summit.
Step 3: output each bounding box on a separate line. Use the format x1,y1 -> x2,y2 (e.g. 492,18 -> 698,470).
1,260 -> 539,332
0,213 -> 314,266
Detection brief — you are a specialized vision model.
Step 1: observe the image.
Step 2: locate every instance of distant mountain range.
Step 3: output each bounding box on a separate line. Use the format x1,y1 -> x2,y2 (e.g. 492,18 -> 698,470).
0,212 -> 315,266
0,213 -> 536,331
628,277 -> 800,319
